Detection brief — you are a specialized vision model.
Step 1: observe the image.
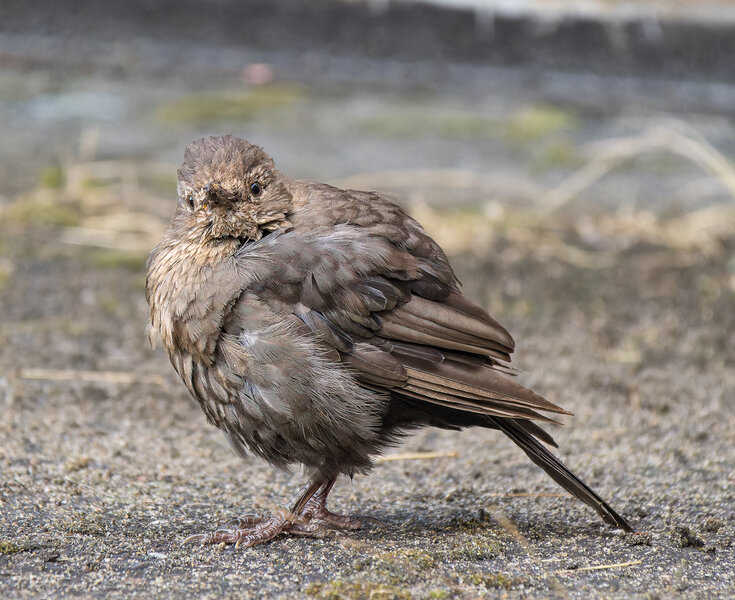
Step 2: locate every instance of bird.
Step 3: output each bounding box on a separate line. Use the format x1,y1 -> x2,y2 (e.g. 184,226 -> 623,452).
145,135 -> 632,547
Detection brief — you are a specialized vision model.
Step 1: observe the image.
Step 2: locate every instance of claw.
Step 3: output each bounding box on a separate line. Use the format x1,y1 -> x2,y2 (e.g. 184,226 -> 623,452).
289,521 -> 336,538
183,532 -> 212,545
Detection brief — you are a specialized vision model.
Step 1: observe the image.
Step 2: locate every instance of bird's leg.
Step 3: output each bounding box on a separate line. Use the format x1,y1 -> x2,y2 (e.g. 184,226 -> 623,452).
298,477 -> 380,530
222,481 -> 317,529
184,480 -> 323,547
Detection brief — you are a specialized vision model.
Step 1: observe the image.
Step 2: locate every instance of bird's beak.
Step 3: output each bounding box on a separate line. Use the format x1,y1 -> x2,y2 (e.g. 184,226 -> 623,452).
203,182 -> 237,204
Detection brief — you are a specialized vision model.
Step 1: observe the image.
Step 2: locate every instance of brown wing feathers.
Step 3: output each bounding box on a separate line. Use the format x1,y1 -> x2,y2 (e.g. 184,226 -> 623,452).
308,289 -> 572,426
371,284 -> 569,423
346,339 -> 569,424
272,224 -> 568,427
380,294 -> 514,362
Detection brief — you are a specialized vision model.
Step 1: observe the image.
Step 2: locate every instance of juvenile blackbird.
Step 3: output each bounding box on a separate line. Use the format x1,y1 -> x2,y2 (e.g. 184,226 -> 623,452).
146,135 -> 632,547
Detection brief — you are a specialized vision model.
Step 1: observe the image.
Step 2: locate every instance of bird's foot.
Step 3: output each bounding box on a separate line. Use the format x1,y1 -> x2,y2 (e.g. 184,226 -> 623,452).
300,492 -> 381,531
182,478 -> 379,547
183,506 -> 376,546
286,520 -> 335,538
224,513 -> 264,529
184,508 -> 301,548
311,506 -> 379,530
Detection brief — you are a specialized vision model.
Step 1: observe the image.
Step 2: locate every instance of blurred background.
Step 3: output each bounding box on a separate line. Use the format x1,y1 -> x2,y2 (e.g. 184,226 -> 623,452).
1,1 -> 734,598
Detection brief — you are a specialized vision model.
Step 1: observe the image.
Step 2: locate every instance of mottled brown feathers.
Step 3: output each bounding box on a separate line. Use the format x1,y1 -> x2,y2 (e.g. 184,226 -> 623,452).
145,135 -> 632,533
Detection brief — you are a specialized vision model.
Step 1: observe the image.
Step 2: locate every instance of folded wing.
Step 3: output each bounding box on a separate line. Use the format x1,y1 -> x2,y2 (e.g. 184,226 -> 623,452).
239,224 -> 570,428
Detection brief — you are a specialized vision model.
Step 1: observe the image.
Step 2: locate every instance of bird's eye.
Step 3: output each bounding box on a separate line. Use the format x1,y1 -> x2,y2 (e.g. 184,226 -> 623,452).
250,182 -> 262,196
186,195 -> 194,209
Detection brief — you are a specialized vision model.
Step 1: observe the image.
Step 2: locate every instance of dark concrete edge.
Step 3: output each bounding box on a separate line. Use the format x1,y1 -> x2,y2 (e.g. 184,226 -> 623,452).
0,0 -> 734,82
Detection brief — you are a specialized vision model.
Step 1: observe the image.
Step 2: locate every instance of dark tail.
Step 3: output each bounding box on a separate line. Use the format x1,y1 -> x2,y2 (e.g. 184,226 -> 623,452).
491,417 -> 633,532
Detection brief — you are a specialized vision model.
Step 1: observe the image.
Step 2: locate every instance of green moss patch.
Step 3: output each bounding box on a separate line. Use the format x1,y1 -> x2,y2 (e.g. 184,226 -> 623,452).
306,580 -> 412,600
157,84 -> 304,124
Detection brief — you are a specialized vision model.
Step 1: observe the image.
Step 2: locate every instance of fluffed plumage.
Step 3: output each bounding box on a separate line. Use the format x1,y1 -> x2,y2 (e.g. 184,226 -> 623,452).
145,135 -> 632,546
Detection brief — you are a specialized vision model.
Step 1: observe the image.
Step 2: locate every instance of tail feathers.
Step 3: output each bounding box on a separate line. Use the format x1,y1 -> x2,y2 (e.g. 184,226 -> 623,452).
492,418 -> 633,532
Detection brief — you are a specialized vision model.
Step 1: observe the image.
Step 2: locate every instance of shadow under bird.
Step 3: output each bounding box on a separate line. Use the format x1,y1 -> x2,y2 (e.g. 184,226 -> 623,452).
145,135 -> 632,547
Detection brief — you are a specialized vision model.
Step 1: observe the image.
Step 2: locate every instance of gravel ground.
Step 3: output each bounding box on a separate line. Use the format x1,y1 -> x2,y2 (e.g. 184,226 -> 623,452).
0,184 -> 733,598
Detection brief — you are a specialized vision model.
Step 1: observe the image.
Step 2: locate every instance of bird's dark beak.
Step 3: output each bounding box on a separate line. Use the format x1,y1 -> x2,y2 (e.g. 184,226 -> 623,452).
203,182 -> 237,204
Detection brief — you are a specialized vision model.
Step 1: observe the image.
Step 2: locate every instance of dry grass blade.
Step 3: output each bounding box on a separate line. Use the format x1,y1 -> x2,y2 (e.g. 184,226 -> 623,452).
488,508 -> 535,554
18,368 -> 166,386
554,560 -> 643,575
58,226 -> 156,252
486,506 -> 569,597
485,492 -> 566,498
543,121 -> 735,213
375,450 -> 458,462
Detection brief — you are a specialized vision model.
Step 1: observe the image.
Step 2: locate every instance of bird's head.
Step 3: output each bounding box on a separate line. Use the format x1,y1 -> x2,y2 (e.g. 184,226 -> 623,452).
174,135 -> 292,243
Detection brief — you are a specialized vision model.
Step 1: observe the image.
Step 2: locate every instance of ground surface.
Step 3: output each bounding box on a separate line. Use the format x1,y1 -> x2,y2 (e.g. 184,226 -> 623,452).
1,153 -> 733,600
1,4 -> 735,598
